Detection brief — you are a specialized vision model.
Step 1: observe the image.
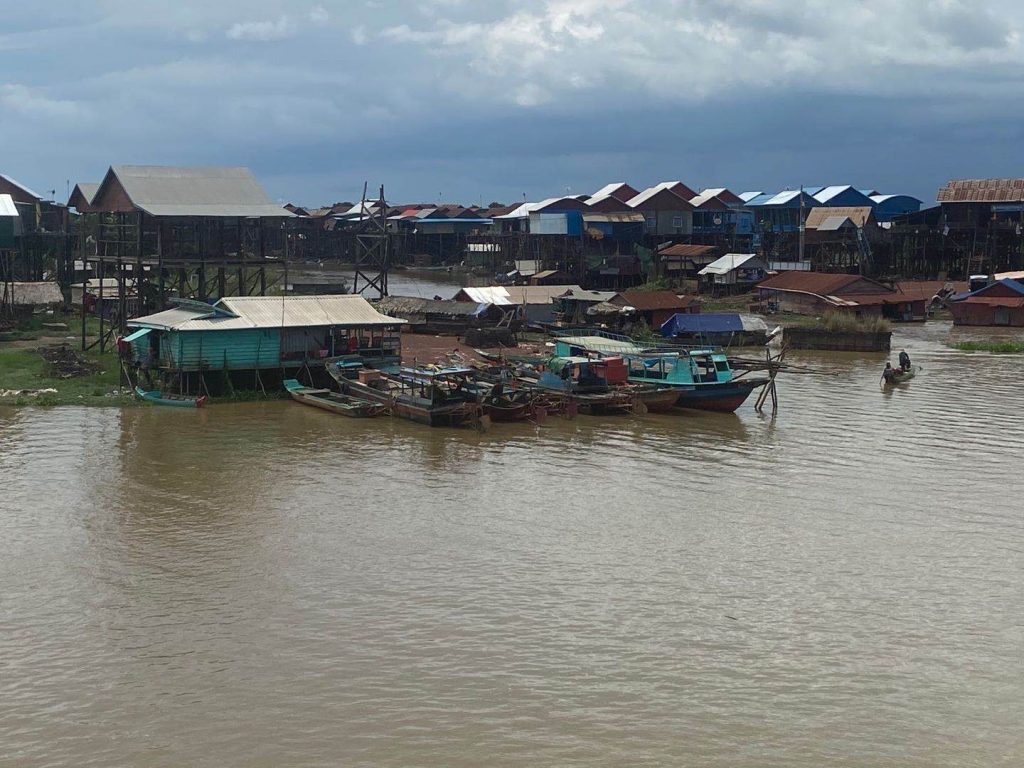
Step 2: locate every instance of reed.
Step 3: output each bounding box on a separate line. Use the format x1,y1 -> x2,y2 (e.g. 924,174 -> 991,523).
820,311 -> 892,334
948,340 -> 1024,354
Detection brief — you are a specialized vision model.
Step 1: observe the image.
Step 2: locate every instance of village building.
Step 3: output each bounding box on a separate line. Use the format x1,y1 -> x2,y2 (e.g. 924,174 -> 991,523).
68,183 -> 100,214
757,271 -> 925,320
126,295 -> 405,384
948,279 -> 1024,326
626,183 -> 695,236
608,289 -> 700,328
697,253 -> 769,293
453,284 -> 583,324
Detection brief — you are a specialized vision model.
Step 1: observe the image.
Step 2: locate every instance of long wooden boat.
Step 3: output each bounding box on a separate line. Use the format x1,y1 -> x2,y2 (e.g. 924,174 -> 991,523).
553,331 -> 769,413
135,385 -> 207,408
328,364 -> 483,428
283,379 -> 384,417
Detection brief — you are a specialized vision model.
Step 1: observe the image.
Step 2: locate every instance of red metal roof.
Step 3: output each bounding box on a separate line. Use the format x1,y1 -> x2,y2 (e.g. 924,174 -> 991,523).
758,272 -> 868,295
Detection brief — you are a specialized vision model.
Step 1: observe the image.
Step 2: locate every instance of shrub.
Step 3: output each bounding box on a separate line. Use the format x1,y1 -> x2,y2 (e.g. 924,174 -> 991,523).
821,311 -> 891,334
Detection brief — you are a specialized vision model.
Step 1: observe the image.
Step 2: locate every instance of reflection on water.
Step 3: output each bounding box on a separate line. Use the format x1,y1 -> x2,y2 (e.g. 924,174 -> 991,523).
1,320 -> 1022,767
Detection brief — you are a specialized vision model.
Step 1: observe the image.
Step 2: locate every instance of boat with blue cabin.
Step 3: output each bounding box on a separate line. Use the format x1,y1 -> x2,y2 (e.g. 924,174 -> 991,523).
553,330 -> 768,413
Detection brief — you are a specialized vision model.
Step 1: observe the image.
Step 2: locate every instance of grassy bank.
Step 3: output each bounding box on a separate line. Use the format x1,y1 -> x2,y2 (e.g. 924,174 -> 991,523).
0,346 -> 133,407
948,340 -> 1024,354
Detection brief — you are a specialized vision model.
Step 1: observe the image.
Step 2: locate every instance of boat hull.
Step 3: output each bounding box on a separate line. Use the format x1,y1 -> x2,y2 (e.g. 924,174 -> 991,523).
633,387 -> 682,413
135,386 -> 207,408
339,377 -> 480,427
284,381 -> 383,417
660,379 -> 768,413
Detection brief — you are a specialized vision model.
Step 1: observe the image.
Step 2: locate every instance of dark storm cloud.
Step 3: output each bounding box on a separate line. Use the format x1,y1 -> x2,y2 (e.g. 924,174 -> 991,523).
1,0 -> 1022,205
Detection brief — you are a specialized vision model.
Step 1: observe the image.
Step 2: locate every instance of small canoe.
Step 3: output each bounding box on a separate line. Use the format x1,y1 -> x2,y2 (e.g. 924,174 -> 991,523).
135,385 -> 207,408
882,365 -> 919,387
283,379 -> 384,417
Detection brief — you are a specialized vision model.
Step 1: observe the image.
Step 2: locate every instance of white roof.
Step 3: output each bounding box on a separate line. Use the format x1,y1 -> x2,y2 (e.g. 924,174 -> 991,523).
0,193 -> 18,217
813,185 -> 855,203
129,295 -> 404,331
765,190 -> 802,205
0,174 -> 42,201
738,191 -> 763,202
627,182 -> 686,208
456,284 -> 582,305
495,198 -> 564,219
99,165 -> 293,218
698,253 -> 760,276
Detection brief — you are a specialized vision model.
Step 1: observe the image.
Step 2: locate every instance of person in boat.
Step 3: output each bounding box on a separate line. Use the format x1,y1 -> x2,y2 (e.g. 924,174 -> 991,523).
882,362 -> 897,384
898,349 -> 911,372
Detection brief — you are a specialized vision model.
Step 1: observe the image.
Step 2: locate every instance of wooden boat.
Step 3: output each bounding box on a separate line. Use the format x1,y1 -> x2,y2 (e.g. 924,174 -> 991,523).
516,356 -> 636,415
328,363 -> 483,428
283,379 -> 384,417
553,331 -> 769,413
135,385 -> 207,408
629,385 -> 682,413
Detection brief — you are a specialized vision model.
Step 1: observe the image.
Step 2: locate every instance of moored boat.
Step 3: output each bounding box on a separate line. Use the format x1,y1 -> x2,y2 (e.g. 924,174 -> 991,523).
135,385 -> 207,408
516,355 -> 636,415
328,363 -> 483,427
283,379 -> 384,417
554,331 -> 769,413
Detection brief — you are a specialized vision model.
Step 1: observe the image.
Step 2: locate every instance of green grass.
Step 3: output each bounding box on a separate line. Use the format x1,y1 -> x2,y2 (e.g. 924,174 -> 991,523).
948,340 -> 1024,354
0,347 -> 134,407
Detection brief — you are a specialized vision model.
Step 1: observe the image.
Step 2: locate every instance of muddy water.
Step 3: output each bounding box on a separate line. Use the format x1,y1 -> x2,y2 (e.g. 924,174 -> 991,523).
1,321 -> 1022,767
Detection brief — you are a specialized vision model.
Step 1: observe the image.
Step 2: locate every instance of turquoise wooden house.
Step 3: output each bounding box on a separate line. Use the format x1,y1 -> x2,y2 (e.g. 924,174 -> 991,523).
126,295 -> 405,376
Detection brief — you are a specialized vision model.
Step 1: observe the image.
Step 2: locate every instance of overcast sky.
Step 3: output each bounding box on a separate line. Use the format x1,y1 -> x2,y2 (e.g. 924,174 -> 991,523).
2,0 -> 1021,206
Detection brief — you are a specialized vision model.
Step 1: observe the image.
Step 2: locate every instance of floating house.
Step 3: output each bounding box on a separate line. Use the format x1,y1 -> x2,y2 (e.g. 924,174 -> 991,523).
608,289 -> 700,328
658,243 -> 721,277
453,284 -> 583,324
126,295 -> 405,374
757,272 -> 925,320
375,295 -> 507,333
660,312 -> 769,346
698,253 -> 768,291
948,279 -> 1024,326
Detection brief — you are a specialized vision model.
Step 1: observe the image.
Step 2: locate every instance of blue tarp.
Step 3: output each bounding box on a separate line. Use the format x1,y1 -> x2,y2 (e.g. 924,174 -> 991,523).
660,313 -> 745,337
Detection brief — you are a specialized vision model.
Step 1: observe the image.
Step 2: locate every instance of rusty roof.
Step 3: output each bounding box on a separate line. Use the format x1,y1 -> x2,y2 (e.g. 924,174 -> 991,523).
937,178 -> 1024,203
759,272 -> 878,295
804,206 -> 873,229
659,243 -> 718,258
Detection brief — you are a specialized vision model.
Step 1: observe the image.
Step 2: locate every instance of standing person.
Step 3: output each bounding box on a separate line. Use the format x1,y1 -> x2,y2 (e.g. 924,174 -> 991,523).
898,349 -> 911,372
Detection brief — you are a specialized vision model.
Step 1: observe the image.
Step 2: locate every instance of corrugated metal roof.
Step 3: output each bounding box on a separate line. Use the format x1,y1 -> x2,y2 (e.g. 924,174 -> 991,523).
937,178 -> 1024,203
585,183 -> 639,205
129,295 -> 404,331
104,165 -> 294,218
455,285 -> 582,305
815,215 -> 853,231
659,243 -> 718,258
0,174 -> 42,200
804,206 -> 873,229
68,182 -> 100,208
698,253 -> 761,276
583,212 -> 645,223
813,185 -> 854,203
627,182 -> 695,209
759,272 -> 878,295
0,193 -> 18,217
738,191 -> 763,202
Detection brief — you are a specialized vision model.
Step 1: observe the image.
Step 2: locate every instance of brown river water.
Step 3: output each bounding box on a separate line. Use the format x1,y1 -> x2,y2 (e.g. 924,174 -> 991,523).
1,320 -> 1022,767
